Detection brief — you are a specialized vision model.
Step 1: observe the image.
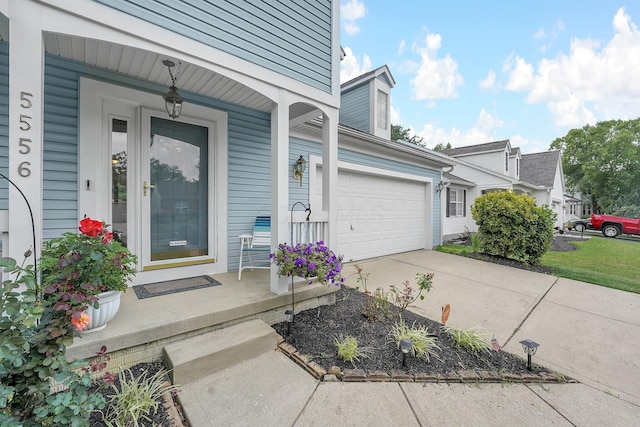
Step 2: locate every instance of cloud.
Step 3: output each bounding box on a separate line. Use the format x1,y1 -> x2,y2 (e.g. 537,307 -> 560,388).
410,33 -> 464,101
390,104 -> 401,125
415,109 -> 504,148
479,69 -> 496,89
506,8 -> 640,128
398,39 -> 406,55
341,0 -> 366,36
504,55 -> 534,91
340,46 -> 372,83
533,27 -> 546,40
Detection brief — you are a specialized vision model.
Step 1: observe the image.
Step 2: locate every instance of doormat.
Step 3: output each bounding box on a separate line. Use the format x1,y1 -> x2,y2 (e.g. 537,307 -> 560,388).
133,275 -> 222,299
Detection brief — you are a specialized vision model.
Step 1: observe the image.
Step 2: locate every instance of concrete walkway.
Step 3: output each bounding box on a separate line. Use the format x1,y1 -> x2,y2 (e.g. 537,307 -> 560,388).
178,251 -> 640,426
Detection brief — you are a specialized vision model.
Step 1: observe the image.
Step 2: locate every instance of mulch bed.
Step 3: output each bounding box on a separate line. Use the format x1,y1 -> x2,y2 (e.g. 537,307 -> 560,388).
273,287 -> 556,378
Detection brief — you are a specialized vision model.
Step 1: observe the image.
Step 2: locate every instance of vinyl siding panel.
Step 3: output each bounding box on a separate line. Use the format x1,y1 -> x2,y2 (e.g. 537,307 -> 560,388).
43,56 -> 80,238
339,83 -> 370,133
0,43 -> 8,208
93,0 -> 333,92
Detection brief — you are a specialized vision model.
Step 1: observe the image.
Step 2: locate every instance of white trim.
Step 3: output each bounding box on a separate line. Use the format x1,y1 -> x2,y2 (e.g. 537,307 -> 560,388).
79,78 -> 228,285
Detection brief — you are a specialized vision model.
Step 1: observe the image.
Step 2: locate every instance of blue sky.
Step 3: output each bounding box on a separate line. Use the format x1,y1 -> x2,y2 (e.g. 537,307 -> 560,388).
339,1 -> 640,153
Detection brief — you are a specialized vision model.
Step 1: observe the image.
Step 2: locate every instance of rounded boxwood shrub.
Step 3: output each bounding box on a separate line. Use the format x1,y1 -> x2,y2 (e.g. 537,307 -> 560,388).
471,191 -> 556,264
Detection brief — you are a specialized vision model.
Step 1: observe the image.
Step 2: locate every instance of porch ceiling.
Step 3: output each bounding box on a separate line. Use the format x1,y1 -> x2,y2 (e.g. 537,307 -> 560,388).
42,33 -> 274,113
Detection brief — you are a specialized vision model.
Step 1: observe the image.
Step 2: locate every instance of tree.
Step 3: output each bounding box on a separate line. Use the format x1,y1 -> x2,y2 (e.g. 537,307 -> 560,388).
391,124 -> 425,146
433,142 -> 452,151
550,118 -> 640,213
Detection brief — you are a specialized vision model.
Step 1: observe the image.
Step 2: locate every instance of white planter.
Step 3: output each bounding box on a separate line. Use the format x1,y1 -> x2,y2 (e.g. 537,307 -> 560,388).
80,290 -> 122,333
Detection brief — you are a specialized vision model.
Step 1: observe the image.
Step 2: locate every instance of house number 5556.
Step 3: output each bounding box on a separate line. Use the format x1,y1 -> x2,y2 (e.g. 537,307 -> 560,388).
18,91 -> 33,177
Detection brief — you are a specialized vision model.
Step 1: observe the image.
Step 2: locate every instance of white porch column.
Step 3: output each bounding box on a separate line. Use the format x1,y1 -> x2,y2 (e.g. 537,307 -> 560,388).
270,92 -> 290,294
8,1 -> 44,262
321,109 -> 339,249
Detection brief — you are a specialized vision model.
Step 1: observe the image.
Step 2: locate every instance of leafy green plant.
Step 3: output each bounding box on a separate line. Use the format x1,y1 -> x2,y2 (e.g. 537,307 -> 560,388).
388,273 -> 434,315
388,319 -> 441,362
442,324 -> 491,353
40,217 -> 137,313
471,191 -> 556,264
470,232 -> 481,254
102,367 -> 178,427
362,287 -> 392,321
0,256 -> 111,426
354,265 -> 393,321
333,335 -> 373,364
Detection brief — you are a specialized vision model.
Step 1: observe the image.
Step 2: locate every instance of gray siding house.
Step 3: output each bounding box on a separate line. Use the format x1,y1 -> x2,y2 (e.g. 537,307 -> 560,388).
1,2 -> 451,293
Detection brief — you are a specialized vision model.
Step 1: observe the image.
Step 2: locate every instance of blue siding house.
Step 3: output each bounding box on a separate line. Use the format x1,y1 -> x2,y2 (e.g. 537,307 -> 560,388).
0,1 -> 450,295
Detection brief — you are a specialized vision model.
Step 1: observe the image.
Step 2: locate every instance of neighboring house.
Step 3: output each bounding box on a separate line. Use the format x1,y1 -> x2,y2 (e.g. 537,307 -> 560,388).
441,141 -> 566,239
1,2 -> 451,294
519,150 -> 566,230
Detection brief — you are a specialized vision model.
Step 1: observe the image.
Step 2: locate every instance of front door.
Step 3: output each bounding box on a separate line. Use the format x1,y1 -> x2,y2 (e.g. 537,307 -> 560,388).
80,78 -> 228,282
144,116 -> 210,263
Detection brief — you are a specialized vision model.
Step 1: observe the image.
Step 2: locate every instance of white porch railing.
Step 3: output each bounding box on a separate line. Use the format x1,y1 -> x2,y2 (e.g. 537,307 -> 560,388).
290,210 -> 329,245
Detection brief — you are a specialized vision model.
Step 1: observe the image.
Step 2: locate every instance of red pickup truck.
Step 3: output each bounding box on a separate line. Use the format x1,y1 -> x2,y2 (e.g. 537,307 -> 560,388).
590,213 -> 640,238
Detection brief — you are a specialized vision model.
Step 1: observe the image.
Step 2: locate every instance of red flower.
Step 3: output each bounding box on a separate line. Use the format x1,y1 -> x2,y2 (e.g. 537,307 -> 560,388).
79,217 -> 104,237
71,312 -> 91,331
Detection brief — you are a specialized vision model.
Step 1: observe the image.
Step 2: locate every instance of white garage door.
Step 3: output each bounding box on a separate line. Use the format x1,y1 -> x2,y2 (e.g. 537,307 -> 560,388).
332,169 -> 428,262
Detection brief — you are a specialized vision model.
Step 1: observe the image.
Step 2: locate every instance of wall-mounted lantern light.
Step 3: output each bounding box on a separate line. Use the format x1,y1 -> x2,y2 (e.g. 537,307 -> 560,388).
519,339 -> 540,371
436,180 -> 449,194
162,59 -> 184,120
293,155 -> 307,187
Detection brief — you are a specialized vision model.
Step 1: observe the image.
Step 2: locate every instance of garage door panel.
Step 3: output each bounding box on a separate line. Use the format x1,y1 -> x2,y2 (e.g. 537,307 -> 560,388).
314,166 -> 429,262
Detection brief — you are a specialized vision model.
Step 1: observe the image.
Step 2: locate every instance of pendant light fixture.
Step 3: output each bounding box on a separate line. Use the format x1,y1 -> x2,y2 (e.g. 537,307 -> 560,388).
162,59 -> 183,120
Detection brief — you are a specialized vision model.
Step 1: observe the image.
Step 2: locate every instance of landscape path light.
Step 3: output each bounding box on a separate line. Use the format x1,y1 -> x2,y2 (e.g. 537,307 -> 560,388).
519,339 -> 540,371
400,338 -> 413,367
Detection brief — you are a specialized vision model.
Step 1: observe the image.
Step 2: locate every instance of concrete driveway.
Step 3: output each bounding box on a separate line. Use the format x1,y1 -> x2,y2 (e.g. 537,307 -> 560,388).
179,250 -> 640,426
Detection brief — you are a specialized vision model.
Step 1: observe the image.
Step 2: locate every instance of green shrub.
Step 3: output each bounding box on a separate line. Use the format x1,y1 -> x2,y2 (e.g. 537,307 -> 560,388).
471,190 -> 556,264
0,257 -> 108,426
388,319 -> 440,362
442,324 -> 491,353
333,335 -> 372,364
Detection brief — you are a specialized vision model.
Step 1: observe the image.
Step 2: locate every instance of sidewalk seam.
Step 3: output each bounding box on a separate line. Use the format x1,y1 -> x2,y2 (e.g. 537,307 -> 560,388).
525,383 -> 577,426
291,380 -> 321,427
399,383 -> 424,427
504,277 -> 559,347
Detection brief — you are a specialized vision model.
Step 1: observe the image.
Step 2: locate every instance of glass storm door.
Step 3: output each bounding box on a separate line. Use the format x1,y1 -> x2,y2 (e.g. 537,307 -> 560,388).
111,119 -> 129,247
147,117 -> 209,262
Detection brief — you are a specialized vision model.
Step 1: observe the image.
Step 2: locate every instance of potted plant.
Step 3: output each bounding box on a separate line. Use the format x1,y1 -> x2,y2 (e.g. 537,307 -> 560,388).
270,241 -> 344,285
40,217 -> 137,332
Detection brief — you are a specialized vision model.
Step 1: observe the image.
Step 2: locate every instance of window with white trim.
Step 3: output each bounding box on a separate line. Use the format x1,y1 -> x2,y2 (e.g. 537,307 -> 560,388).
446,188 -> 466,217
377,90 -> 388,130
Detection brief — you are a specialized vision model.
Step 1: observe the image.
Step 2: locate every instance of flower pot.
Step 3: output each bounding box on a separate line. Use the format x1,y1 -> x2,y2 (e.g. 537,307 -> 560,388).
80,290 -> 122,333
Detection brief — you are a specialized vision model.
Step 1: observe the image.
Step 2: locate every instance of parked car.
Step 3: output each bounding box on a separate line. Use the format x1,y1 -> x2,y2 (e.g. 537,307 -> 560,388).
571,219 -> 592,233
590,213 -> 640,238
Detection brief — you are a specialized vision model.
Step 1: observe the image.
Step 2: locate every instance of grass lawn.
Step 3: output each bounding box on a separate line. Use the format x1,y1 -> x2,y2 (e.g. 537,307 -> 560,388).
437,239 -> 640,294
541,237 -> 640,294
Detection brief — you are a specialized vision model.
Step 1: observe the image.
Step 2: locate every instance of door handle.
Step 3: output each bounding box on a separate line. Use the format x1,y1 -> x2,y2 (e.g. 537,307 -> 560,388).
143,181 -> 156,196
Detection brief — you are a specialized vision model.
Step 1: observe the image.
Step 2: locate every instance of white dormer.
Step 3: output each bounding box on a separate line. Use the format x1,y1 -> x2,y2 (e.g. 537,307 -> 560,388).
509,147 -> 521,180
340,65 -> 395,139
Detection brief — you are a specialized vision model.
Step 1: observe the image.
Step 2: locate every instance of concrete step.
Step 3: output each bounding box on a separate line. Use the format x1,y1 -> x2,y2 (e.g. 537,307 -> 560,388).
163,319 -> 278,384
